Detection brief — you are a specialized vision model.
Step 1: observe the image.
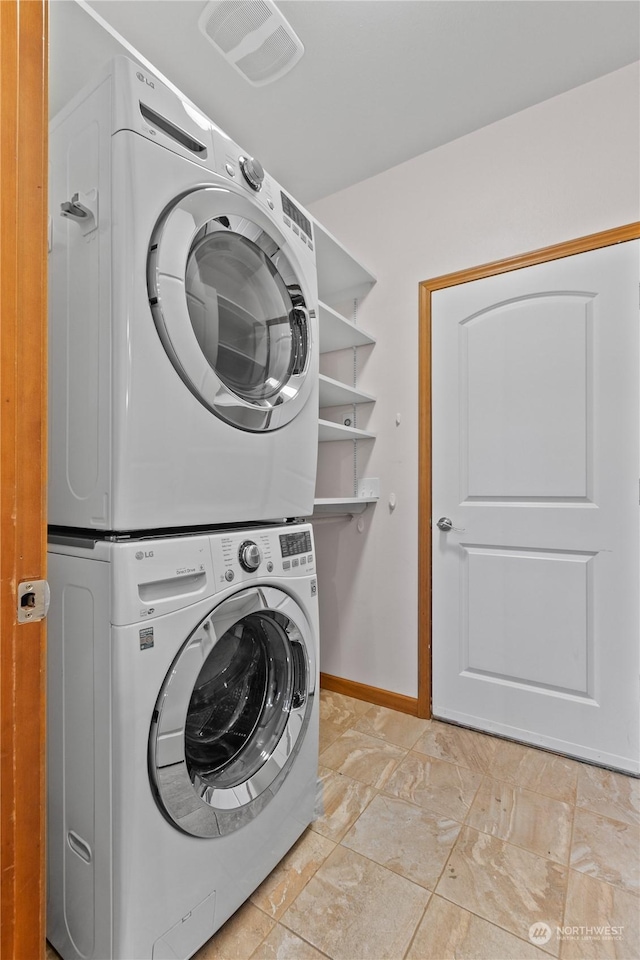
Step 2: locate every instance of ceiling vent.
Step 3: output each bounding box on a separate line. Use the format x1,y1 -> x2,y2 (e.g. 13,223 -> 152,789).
198,0 -> 304,87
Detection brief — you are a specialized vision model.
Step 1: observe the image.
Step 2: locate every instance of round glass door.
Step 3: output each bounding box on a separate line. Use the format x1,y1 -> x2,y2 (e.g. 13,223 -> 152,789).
149,586 -> 315,838
186,228 -> 304,404
148,187 -> 314,432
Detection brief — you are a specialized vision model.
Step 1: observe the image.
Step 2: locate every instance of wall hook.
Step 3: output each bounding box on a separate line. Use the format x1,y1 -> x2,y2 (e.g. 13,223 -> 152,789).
60,189 -> 98,237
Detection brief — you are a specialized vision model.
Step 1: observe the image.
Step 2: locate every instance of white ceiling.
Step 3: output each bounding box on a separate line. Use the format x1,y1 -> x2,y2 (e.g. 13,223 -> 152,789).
50,0 -> 640,205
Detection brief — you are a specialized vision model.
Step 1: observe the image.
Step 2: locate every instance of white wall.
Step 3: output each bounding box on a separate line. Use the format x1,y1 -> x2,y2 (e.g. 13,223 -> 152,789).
309,62 -> 640,700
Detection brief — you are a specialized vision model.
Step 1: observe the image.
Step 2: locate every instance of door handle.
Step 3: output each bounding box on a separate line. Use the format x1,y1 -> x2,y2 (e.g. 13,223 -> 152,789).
436,517 -> 465,533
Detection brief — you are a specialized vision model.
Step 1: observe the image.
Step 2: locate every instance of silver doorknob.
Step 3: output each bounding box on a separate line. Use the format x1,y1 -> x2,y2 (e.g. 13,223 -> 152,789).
436,517 -> 453,532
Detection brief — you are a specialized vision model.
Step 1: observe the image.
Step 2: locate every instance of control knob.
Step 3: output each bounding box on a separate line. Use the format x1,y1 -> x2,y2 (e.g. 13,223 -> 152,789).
239,155 -> 264,192
238,540 -> 261,572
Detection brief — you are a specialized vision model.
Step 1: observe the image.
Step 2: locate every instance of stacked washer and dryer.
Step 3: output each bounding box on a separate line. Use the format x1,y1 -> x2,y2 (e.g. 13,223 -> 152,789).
47,56 -> 321,960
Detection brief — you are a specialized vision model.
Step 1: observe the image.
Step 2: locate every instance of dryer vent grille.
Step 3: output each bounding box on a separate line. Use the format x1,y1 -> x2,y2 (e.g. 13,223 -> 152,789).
198,0 -> 304,87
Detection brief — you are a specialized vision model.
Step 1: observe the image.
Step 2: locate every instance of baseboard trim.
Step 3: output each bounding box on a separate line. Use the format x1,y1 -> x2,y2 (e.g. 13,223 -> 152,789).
319,673 -> 420,717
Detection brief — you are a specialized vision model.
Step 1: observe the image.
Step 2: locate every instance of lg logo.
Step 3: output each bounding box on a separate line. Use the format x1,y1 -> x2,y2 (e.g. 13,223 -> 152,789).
136,71 -> 155,89
135,550 -> 154,560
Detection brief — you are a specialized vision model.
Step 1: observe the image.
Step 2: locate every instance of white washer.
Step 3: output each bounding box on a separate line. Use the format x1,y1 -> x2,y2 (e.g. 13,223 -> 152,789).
49,56 -> 319,532
47,523 -> 319,960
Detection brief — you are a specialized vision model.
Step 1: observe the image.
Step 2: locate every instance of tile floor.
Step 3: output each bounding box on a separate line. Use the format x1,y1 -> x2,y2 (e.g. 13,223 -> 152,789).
46,690 -> 640,960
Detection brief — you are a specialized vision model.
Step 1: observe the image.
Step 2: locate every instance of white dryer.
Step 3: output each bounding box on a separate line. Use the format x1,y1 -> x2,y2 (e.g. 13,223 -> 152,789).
47,523 -> 319,960
49,56 -> 318,532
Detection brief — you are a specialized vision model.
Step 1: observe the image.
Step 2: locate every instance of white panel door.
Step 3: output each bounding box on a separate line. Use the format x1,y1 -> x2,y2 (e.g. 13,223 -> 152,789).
431,240 -> 640,773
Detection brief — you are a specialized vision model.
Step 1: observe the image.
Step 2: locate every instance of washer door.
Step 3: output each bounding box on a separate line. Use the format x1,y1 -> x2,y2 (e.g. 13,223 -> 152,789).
149,585 -> 316,837
148,186 -> 313,432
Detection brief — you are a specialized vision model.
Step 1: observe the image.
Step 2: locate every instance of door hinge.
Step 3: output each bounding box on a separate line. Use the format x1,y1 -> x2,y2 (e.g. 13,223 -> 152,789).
17,579 -> 50,623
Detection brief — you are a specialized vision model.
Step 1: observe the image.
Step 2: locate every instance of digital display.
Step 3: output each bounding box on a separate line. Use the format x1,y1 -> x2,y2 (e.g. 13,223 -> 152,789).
279,530 -> 312,558
281,192 -> 312,240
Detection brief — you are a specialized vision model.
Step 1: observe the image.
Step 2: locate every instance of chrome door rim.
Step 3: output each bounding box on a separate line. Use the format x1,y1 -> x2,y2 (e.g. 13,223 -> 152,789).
148,185 -> 314,432
149,585 -> 316,838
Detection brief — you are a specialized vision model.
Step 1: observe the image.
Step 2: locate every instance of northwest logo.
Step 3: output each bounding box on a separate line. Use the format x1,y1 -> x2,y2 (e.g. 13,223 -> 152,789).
529,923 -> 552,945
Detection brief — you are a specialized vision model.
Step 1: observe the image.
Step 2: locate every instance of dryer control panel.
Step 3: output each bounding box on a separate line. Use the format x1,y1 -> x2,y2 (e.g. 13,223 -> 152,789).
211,128 -> 316,264
280,191 -> 313,249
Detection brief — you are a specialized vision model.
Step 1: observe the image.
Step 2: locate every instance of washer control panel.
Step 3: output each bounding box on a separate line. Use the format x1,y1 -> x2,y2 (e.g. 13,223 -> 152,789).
278,528 -> 314,572
210,525 -> 315,586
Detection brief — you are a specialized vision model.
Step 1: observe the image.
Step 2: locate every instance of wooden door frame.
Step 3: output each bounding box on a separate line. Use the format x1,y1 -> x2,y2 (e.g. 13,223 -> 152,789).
1,1 -> 49,957
417,221 -> 640,719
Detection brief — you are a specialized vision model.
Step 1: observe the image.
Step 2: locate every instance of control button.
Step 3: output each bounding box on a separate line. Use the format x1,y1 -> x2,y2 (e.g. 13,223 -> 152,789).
292,224 -> 300,236
267,199 -> 274,210
292,558 -> 299,568
308,242 -> 314,252
225,163 -> 235,177
300,234 -> 307,245
239,155 -> 264,191
300,557 -> 307,565
283,216 -> 291,227
225,569 -> 235,582
238,540 -> 261,572
283,560 -> 291,570
266,561 -> 274,573
307,555 -> 313,563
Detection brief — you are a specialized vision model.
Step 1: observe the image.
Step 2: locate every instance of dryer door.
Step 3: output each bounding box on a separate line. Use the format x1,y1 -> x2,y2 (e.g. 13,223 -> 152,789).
149,585 -> 316,837
148,186 -> 314,432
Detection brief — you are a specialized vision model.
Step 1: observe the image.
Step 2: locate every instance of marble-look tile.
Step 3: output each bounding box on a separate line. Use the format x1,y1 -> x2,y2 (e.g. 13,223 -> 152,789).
383,751 -> 482,821
318,718 -> 345,754
488,739 -> 580,803
319,728 -> 406,789
353,704 -> 429,749
250,829 -> 335,920
413,721 -> 497,773
281,845 -> 430,960
319,690 -> 371,731
406,894 -> 553,960
311,765 -> 376,842
576,764 -> 640,827
249,924 -> 328,960
561,870 -> 640,959
342,793 -> 461,889
467,778 -> 573,863
435,826 -> 566,956
570,808 -> 640,895
320,688 -> 372,713
194,902 -> 274,960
